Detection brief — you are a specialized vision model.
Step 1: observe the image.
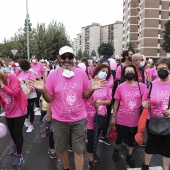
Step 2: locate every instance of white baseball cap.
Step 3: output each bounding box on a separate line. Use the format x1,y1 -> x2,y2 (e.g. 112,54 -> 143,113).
59,46 -> 74,56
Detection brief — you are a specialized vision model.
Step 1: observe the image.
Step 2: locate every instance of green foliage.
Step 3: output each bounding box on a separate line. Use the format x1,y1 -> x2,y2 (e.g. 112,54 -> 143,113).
162,20 -> 170,53
77,49 -> 83,58
91,50 -> 96,56
98,43 -> 114,57
0,20 -> 71,60
83,51 -> 89,58
126,42 -> 135,54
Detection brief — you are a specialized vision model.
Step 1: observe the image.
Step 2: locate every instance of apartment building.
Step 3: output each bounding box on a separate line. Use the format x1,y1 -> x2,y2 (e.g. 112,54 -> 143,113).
73,33 -> 82,56
123,0 -> 170,58
81,23 -> 101,56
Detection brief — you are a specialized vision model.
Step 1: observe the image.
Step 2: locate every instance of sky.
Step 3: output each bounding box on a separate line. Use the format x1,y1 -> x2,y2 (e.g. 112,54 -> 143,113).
0,0 -> 123,43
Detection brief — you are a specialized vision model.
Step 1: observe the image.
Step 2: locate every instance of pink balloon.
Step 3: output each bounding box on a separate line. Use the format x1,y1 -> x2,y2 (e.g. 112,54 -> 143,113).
78,63 -> 87,72
0,123 -> 7,138
108,58 -> 117,70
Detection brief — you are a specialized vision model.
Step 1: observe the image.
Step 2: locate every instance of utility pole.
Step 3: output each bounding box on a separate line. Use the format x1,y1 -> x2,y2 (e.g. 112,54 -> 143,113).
26,0 -> 30,61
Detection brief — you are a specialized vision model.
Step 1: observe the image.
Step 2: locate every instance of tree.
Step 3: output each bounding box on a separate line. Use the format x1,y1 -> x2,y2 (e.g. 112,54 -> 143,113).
126,42 -> 135,54
98,43 -> 114,57
91,50 -> 96,57
77,49 -> 83,58
162,20 -> 170,53
83,51 -> 89,58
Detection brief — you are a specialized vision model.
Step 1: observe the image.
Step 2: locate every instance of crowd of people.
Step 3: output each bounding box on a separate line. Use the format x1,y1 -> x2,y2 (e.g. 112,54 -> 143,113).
0,46 -> 170,170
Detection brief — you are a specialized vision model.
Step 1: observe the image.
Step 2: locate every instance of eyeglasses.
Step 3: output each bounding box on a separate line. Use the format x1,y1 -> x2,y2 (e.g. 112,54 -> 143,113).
60,55 -> 74,60
157,67 -> 169,71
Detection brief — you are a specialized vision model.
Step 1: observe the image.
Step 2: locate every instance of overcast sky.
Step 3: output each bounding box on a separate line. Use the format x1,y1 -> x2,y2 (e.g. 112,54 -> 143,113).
0,0 -> 123,43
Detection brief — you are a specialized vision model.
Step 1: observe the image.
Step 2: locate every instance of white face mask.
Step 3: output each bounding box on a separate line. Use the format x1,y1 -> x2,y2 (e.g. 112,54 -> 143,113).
32,59 -> 37,63
62,69 -> 74,78
15,63 -> 19,67
9,65 -> 11,68
98,71 -> 107,80
139,60 -> 145,68
44,66 -> 46,69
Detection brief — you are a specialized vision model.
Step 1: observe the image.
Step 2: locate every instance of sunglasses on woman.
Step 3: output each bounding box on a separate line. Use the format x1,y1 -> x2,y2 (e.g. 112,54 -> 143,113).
60,55 -> 74,60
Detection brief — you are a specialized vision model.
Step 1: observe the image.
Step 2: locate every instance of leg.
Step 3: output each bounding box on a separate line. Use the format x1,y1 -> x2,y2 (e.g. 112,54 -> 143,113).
6,117 -> 16,145
53,120 -> 70,169
28,99 -> 35,125
35,89 -> 41,108
162,157 -> 170,170
49,131 -> 54,149
144,153 -> 153,165
14,116 -> 25,154
59,150 -> 69,169
71,119 -> 87,170
74,153 -> 84,170
87,130 -> 94,161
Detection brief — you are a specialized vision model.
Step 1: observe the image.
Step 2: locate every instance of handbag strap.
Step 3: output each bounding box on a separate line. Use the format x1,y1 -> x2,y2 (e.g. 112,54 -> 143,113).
137,81 -> 142,100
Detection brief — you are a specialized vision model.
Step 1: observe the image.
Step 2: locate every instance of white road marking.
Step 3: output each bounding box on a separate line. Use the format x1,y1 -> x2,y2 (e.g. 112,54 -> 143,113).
128,166 -> 162,170
0,111 -> 41,116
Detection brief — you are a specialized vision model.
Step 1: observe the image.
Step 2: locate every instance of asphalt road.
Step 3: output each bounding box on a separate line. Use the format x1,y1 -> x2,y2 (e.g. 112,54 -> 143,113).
0,114 -> 163,170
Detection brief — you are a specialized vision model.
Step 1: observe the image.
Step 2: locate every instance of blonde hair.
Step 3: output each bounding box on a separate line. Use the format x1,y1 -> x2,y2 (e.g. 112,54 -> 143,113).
0,70 -> 7,85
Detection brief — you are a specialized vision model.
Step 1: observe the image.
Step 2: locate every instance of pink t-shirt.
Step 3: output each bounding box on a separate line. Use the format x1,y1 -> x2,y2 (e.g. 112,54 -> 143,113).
148,67 -> 157,81
45,67 -> 90,122
115,63 -> 125,80
17,70 -> 37,92
107,75 -> 114,89
0,91 -> 25,118
114,82 -> 146,127
85,84 -> 112,129
31,62 -> 45,77
85,96 -> 96,130
143,79 -> 170,118
92,85 -> 112,116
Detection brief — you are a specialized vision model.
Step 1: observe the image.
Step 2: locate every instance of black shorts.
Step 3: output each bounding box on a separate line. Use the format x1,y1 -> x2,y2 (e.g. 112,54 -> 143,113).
145,127 -> 170,158
116,124 -> 137,147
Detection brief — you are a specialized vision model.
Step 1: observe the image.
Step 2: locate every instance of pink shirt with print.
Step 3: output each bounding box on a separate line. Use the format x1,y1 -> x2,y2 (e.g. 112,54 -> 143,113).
85,84 -> 112,129
31,62 -> 45,77
114,82 -> 146,127
45,67 -> 90,122
115,63 -> 125,80
143,79 -> 170,119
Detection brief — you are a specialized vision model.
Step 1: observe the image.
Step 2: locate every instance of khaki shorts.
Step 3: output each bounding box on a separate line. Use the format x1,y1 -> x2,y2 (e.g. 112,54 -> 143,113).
53,118 -> 87,154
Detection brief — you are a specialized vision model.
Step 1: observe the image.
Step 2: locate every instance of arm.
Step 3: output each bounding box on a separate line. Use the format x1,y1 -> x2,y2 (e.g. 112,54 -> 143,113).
42,71 -> 45,82
93,99 -> 111,108
110,99 -> 120,125
1,74 -> 20,96
46,103 -> 52,122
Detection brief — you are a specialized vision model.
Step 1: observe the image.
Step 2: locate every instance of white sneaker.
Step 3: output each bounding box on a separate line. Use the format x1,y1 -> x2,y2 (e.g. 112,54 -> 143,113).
34,107 -> 39,112
24,119 -> 30,127
26,125 -> 34,133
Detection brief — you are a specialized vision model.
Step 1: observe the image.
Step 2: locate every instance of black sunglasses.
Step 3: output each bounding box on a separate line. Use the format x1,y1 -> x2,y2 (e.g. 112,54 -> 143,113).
60,55 -> 74,60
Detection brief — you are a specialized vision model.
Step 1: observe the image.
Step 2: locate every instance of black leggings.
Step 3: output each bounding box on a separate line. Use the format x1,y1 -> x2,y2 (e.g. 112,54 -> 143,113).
26,98 -> 35,123
49,130 -> 55,149
102,104 -> 112,137
6,116 -> 25,154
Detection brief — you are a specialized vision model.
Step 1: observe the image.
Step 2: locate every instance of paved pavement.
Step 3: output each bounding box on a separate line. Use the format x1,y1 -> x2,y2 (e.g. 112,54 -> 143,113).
0,112 -> 163,170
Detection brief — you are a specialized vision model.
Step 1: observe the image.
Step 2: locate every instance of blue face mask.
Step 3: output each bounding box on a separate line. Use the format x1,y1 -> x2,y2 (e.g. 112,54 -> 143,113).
1,67 -> 10,73
98,71 -> 107,80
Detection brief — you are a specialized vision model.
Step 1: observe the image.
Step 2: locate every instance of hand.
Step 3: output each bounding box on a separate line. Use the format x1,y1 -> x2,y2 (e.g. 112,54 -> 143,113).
164,109 -> 170,118
93,100 -> 102,107
28,77 -> 45,91
110,116 -> 116,126
142,101 -> 149,108
0,80 -> 4,88
90,76 -> 107,90
46,114 -> 52,122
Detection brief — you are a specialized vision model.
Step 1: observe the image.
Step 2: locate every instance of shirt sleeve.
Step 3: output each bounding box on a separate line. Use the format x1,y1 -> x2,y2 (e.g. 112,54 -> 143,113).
40,63 -> 45,72
114,85 -> 121,100
83,71 -> 90,93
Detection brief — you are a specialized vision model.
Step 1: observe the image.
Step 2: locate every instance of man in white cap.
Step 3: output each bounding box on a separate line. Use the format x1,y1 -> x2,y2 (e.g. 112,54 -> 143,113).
29,46 -> 106,170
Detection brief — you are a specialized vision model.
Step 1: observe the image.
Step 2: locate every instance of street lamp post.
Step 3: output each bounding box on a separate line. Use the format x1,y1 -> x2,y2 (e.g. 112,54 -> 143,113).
26,0 -> 30,61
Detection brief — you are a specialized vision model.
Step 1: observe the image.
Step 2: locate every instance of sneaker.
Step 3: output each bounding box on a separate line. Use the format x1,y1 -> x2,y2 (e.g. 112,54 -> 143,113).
26,125 -> 34,133
9,146 -> 17,156
24,119 -> 30,127
99,137 -> 112,146
34,107 -> 39,112
140,142 -> 146,147
94,155 -> 100,163
141,163 -> 149,170
126,154 -> 135,168
68,146 -> 73,152
48,149 -> 57,159
123,142 -> 128,149
12,155 -> 23,167
112,148 -> 119,161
